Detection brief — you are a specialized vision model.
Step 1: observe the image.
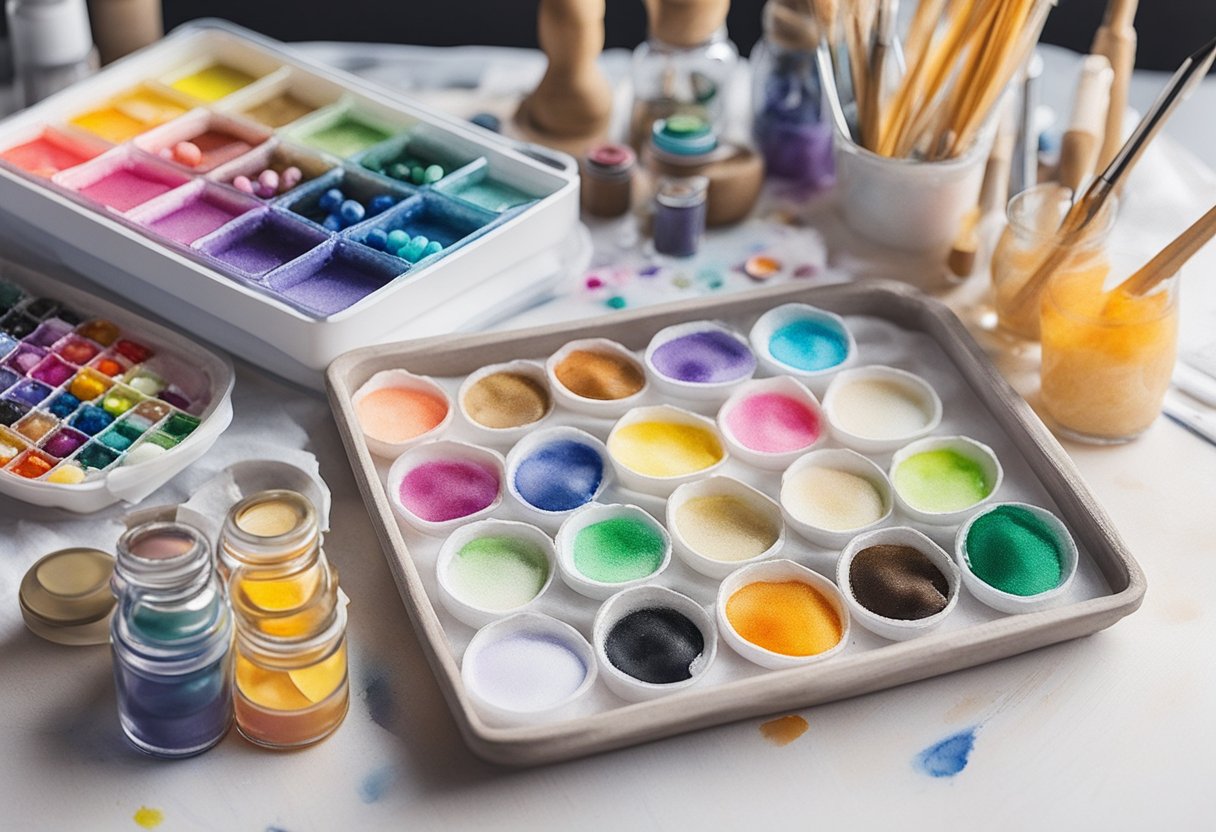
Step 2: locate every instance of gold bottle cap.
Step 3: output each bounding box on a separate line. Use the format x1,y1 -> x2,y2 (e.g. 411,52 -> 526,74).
19,548 -> 116,646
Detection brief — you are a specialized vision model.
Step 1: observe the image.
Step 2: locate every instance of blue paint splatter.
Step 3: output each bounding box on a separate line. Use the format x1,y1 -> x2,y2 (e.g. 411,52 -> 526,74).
359,765 -> 396,803
361,670 -> 393,731
915,728 -> 978,778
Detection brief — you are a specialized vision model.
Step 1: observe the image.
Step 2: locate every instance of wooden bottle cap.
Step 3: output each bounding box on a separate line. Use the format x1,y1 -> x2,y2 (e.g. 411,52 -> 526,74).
645,0 -> 730,48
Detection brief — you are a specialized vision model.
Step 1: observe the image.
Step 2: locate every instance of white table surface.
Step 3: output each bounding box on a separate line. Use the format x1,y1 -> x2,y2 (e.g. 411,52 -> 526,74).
2,42 -> 1215,831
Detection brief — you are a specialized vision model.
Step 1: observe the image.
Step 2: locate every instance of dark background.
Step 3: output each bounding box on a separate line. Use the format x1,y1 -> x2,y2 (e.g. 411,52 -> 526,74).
151,1 -> 1215,71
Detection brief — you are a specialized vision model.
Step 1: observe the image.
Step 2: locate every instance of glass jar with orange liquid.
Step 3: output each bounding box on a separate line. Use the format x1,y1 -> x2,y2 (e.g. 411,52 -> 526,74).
1040,261 -> 1179,443
991,184 -> 1117,340
219,490 -> 349,748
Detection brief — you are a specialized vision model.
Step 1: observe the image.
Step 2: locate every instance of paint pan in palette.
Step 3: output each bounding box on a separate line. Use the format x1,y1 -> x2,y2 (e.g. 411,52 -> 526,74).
0,20 -> 584,386
326,281 -> 1145,766
0,258 -> 233,512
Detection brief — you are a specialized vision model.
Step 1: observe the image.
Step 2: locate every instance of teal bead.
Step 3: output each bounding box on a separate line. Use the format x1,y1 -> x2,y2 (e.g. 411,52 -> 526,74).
423,164 -> 444,184
605,296 -> 627,309
410,165 -> 424,184
422,240 -> 443,257
386,230 -> 409,251
389,162 -> 411,180
402,236 -> 427,262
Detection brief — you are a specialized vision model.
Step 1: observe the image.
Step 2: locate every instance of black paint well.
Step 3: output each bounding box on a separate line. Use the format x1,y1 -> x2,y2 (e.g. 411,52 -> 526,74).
604,607 -> 705,685
849,544 -> 950,621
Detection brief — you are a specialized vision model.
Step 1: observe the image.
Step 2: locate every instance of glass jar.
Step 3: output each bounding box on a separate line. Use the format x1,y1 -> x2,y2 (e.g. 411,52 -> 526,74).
220,489 -> 349,748
991,184 -> 1117,340
1040,264 -> 1179,443
751,9 -> 833,187
111,521 -> 233,758
630,26 -> 738,150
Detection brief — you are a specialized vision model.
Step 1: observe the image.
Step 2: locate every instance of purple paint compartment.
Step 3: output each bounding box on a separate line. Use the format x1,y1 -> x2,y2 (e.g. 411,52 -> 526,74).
30,354 -> 77,387
26,318 -> 73,348
644,321 -> 758,402
195,207 -> 327,281
263,239 -> 407,316
54,147 -> 190,213
5,343 -> 47,375
349,192 -> 497,265
276,165 -> 414,232
134,109 -> 272,173
207,140 -> 334,200
43,427 -> 88,458
129,180 -> 259,245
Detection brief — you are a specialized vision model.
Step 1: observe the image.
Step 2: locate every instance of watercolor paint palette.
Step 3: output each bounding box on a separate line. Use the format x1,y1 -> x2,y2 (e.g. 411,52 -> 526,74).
327,282 -> 1145,766
0,257 -> 234,512
0,21 -> 583,386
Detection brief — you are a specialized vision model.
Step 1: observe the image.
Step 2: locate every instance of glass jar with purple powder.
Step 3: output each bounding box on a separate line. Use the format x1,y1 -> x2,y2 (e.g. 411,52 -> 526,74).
751,0 -> 833,188
653,175 -> 708,258
111,521 -> 233,758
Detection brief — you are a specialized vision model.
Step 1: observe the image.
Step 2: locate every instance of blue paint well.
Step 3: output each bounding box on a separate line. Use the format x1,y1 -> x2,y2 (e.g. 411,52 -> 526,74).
513,439 -> 604,512
915,728 -> 978,778
359,765 -> 396,803
768,319 -> 849,372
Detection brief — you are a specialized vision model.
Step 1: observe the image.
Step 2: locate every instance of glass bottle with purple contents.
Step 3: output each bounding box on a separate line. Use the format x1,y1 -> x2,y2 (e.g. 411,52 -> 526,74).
111,521 -> 233,758
751,0 -> 834,188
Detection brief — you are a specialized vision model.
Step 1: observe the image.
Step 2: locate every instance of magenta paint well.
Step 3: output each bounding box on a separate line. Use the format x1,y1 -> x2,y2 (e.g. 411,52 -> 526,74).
145,194 -> 253,244
650,330 -> 756,384
265,241 -> 405,315
197,210 -> 327,279
725,391 -> 821,453
76,164 -> 187,212
398,458 -> 500,522
30,355 -> 76,387
43,427 -> 88,458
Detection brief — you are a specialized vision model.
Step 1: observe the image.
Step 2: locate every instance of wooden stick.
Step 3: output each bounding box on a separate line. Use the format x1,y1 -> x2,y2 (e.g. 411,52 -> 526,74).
859,0 -> 894,150
946,100 -> 1016,277
1115,203 -> 1216,296
1057,54 -> 1113,192
1091,0 -> 1139,174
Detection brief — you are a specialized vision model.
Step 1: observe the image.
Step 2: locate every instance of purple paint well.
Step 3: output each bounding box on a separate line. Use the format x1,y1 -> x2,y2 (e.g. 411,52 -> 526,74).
30,355 -> 76,387
43,427 -> 87,458
398,458 -> 500,522
146,196 -> 249,244
201,211 -> 325,278
27,319 -> 72,348
79,168 -> 180,212
267,242 -> 404,316
650,329 -> 756,384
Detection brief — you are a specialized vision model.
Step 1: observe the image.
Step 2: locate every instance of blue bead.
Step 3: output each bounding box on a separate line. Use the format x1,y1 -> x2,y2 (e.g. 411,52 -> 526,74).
318,188 -> 344,211
339,200 -> 365,225
368,194 -> 396,215
366,229 -> 389,250
470,112 -> 501,132
322,214 -> 343,231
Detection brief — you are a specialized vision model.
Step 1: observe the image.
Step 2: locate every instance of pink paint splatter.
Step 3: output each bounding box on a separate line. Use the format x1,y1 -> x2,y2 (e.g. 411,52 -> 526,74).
725,392 -> 820,453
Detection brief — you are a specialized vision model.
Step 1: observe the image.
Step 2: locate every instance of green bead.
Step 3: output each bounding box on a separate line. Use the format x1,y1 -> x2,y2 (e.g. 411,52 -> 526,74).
423,164 -> 444,183
410,165 -> 424,184
389,162 -> 410,180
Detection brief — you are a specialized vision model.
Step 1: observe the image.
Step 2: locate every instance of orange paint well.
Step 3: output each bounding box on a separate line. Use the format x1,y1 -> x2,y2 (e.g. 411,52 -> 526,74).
726,580 -> 842,656
356,386 -> 448,444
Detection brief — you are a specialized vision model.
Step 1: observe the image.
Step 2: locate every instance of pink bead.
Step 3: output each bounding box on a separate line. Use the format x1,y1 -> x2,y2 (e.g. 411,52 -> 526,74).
281,166 -> 302,190
158,147 -> 173,159
232,175 -> 254,194
256,182 -> 276,199
173,141 -> 203,167
257,168 -> 280,193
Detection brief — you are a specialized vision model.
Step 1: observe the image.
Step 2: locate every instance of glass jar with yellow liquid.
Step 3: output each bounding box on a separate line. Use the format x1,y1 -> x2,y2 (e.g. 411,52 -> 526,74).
219,490 -> 349,748
1040,263 -> 1179,443
991,184 -> 1117,340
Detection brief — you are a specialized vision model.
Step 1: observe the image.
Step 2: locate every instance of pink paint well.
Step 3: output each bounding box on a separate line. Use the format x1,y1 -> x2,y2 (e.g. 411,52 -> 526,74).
724,392 -> 820,453
398,459 -> 500,522
79,167 -> 181,212
1,131 -> 100,177
146,196 -> 250,244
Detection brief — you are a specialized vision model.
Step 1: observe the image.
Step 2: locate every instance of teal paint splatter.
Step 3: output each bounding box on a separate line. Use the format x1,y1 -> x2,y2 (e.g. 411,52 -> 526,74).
359,765 -> 396,803
915,728 -> 977,778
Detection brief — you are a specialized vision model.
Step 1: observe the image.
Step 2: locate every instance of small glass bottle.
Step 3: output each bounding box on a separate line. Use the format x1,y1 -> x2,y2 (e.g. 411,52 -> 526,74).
220,490 -> 349,749
629,0 -> 738,150
653,175 -> 709,258
990,184 -> 1117,340
111,521 -> 233,758
751,1 -> 833,187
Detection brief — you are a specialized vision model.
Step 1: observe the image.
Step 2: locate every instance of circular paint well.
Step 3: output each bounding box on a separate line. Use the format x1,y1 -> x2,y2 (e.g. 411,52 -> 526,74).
513,439 -> 604,512
830,378 -> 933,440
849,544 -> 950,621
446,536 -> 550,612
553,350 -> 645,401
465,632 -> 588,713
724,391 -> 820,453
604,608 -> 705,684
893,448 -> 993,513
572,516 -> 666,583
462,372 -> 550,429
607,420 -> 724,478
398,459 -> 501,522
356,386 -> 448,445
725,580 -> 842,657
674,494 -> 779,563
236,498 -> 305,537
649,329 -> 756,384
768,319 -> 849,372
964,505 -> 1064,596
782,466 -> 885,531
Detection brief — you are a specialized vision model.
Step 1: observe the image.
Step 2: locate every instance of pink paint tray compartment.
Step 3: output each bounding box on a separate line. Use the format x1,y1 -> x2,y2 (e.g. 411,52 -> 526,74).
326,281 -> 1145,766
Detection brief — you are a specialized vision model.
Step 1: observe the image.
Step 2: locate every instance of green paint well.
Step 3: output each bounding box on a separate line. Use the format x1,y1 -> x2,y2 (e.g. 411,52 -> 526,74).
965,506 -> 1063,596
300,118 -> 392,158
444,178 -> 533,213
572,517 -> 665,584
894,448 -> 991,513
448,536 -> 549,612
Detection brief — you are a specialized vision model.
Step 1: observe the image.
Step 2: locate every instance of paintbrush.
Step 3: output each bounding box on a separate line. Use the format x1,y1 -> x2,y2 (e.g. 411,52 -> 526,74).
1008,36 -> 1216,313
859,0 -> 895,150
1056,54 -> 1113,193
1091,0 -> 1139,174
947,99 -> 1016,277
1113,202 -> 1216,297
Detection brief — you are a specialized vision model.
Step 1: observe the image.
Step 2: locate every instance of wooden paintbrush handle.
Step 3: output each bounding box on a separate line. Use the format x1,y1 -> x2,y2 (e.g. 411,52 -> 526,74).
1118,203 -> 1216,296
